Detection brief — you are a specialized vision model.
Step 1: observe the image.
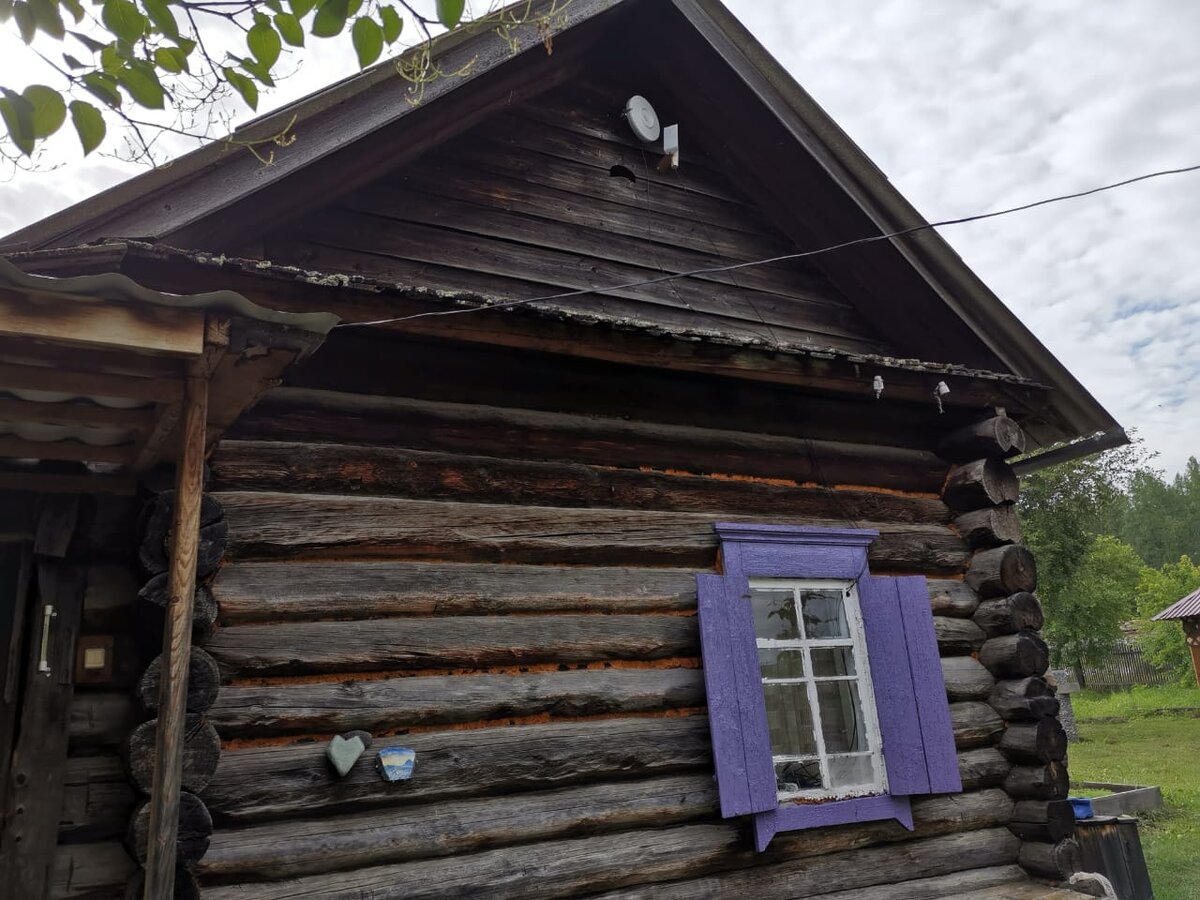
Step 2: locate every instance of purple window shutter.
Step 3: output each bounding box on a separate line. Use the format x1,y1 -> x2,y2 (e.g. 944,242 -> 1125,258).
859,575 -> 929,796
896,575 -> 962,794
697,572 -> 776,817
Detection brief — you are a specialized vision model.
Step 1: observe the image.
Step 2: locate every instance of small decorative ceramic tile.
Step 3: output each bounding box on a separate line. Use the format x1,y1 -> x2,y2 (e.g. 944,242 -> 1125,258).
376,746 -> 417,782
326,731 -> 372,777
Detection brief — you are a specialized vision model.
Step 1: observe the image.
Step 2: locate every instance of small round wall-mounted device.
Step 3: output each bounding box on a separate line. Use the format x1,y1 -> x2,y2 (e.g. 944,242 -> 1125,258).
624,95 -> 661,144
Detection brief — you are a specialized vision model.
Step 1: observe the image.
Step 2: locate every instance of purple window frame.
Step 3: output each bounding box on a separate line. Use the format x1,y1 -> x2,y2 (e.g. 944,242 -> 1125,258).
698,523 -> 961,851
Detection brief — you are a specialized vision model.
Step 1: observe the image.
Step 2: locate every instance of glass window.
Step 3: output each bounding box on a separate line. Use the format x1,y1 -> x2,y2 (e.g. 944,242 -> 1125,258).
749,579 -> 886,801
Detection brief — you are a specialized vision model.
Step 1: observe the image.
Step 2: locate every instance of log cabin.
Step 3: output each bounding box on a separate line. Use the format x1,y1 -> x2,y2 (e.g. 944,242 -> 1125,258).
0,0 -> 1129,897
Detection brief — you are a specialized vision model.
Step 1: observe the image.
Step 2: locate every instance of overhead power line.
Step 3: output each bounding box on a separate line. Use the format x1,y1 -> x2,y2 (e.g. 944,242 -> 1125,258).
336,161 -> 1200,329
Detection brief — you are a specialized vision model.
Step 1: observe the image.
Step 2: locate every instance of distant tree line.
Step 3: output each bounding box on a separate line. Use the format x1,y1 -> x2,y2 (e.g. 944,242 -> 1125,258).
1018,437 -> 1198,685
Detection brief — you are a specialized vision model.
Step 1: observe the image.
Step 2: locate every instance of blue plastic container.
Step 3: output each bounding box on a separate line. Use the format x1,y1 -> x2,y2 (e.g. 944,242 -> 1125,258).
1069,796 -> 1095,820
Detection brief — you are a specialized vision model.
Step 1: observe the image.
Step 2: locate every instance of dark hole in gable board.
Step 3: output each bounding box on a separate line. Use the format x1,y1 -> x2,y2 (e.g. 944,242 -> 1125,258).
609,164 -> 638,183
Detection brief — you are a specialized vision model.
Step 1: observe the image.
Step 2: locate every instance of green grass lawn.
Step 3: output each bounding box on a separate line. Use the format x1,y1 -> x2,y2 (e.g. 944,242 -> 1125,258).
1069,686 -> 1200,900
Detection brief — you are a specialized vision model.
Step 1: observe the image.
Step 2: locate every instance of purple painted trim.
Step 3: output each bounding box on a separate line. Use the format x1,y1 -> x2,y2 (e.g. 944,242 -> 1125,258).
860,574 -> 929,796
897,575 -> 963,794
718,542 -> 778,814
752,794 -> 914,851
697,573 -> 755,817
715,522 -> 879,547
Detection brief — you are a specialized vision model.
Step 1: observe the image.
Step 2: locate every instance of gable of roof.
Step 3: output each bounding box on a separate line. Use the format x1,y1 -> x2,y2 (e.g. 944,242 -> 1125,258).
1,0 -> 1120,451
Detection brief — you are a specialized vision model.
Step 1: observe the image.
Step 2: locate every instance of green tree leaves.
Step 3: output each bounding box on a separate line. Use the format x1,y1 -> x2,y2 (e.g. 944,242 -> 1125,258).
2,0 -> 483,156
68,99 -> 104,153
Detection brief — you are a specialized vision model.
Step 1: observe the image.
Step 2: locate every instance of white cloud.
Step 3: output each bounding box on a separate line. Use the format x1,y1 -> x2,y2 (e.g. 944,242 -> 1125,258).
3,1 -> 1199,472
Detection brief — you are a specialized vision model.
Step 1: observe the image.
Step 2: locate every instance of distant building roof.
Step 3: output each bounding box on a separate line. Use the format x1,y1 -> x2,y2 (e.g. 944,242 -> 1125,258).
1152,588 -> 1200,620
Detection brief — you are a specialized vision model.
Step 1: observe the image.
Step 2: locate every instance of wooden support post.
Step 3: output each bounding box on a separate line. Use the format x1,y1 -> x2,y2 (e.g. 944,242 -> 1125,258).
143,373 -> 208,900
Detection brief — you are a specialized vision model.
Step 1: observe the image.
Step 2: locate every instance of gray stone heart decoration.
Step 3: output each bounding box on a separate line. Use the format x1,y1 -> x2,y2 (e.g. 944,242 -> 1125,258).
326,730 -> 372,777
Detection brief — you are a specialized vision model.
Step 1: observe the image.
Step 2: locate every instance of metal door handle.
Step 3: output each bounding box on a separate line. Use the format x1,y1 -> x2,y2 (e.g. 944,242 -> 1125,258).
37,603 -> 56,677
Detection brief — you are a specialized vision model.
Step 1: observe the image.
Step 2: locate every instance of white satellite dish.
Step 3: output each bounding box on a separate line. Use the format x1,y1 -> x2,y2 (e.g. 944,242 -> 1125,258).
624,95 -> 661,144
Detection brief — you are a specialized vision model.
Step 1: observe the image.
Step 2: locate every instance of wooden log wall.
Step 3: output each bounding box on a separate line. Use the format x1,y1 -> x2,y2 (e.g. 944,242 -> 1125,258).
32,327 -> 1068,899
115,487 -> 228,897
942,419 -> 1079,884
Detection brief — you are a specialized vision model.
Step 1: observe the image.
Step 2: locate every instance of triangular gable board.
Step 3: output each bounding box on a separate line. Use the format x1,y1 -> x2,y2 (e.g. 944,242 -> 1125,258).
2,0 -> 1120,447
252,72 -> 896,354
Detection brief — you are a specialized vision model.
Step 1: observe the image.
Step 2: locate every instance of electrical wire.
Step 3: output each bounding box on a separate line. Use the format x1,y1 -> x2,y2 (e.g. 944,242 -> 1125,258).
335,161 -> 1200,329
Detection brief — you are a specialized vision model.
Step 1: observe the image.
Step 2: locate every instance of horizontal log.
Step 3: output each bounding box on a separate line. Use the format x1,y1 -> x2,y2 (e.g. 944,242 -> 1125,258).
126,715 -> 221,795
213,561 -> 700,624
199,784 -> 1012,884
59,754 -> 137,844
137,647 -> 221,713
989,677 -> 1060,722
941,656 -> 997,702
235,388 -> 951,492
953,505 -> 1022,549
138,573 -> 218,644
1005,762 -> 1070,800
50,841 -> 136,899
939,417 -> 1027,462
943,458 -> 1020,512
215,492 -> 969,571
208,666 -> 706,738
803,866 -> 1030,900
69,691 -> 135,747
210,440 -> 953,523
950,702 -> 1004,749
581,829 -> 1021,900
200,773 -> 716,881
974,593 -> 1044,638
205,716 -> 712,824
123,868 -> 201,900
965,545 -> 1037,598
206,614 -> 698,677
927,578 -> 981,618
1009,800 -> 1075,843
1017,837 -> 1080,881
202,821 -> 1018,900
934,617 -> 987,655
979,632 -> 1050,679
128,790 -> 212,864
999,718 -> 1068,764
957,747 -> 1013,790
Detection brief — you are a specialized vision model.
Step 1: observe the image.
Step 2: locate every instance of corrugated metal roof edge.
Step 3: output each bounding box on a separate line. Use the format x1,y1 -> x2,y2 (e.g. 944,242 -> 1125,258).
1152,589 -> 1200,621
0,255 -> 339,337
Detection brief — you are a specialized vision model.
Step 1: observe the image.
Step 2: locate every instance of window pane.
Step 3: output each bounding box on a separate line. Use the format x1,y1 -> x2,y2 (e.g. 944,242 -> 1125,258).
775,759 -> 823,794
763,683 -> 817,757
811,646 -> 857,677
827,754 -> 876,790
801,588 -> 849,638
816,681 -> 868,752
750,588 -> 800,641
758,649 -> 806,680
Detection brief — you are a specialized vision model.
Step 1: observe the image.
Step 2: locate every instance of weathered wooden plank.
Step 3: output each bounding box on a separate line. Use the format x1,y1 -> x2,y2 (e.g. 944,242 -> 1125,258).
50,840 -> 135,899
209,441 -> 952,523
291,208 -> 884,352
202,817 -> 1018,900
934,617 -> 987,655
212,561 -> 699,624
214,492 -> 968,571
212,561 -> 973,626
199,785 -> 1012,884
950,702 -> 1004,749
204,716 -> 712,824
800,865 -> 1028,900
941,656 -> 996,702
206,614 -> 698,676
199,773 -> 717,881
59,754 -> 137,844
957,747 -> 1012,790
234,388 -> 951,492
208,666 -> 706,738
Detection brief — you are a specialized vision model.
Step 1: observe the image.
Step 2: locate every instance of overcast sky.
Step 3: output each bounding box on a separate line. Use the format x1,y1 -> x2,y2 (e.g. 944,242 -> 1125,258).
3,1 -> 1199,473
